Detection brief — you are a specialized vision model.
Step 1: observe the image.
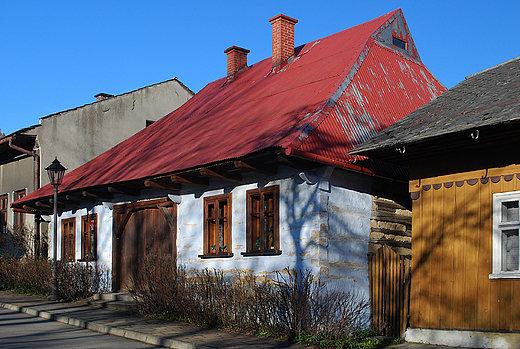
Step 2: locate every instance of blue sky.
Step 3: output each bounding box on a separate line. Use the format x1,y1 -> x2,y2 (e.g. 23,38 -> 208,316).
0,1 -> 518,135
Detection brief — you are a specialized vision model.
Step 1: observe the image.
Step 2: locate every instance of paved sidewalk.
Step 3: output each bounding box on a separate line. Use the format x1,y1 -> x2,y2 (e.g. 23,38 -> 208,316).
0,291 -> 467,349
0,291 -> 311,349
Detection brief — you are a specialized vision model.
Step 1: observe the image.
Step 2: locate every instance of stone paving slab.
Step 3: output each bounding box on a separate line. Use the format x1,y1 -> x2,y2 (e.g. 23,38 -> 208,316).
0,291 -> 309,349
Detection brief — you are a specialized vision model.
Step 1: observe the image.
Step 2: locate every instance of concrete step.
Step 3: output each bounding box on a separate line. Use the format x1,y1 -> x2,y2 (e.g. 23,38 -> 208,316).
93,292 -> 134,302
87,293 -> 135,312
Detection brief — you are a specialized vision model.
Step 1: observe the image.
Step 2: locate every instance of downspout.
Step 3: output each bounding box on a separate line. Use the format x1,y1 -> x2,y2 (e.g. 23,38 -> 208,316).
8,138 -> 41,259
284,147 -> 407,183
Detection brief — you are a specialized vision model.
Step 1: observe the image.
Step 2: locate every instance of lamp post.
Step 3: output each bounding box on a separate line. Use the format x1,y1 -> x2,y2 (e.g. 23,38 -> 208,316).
46,157 -> 66,301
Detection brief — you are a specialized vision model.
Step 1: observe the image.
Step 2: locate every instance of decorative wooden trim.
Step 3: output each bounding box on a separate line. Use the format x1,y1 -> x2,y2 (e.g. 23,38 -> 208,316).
467,178 -> 478,186
412,172 -> 520,199
491,176 -> 501,183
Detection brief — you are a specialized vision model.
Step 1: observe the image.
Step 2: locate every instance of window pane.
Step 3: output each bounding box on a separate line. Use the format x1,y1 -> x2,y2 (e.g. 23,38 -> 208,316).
251,214 -> 260,250
392,37 -> 407,49
251,196 -> 260,214
207,203 -> 215,218
502,229 -> 519,271
208,220 -> 216,252
219,201 -> 227,218
265,193 -> 274,212
220,219 -> 228,252
266,213 -> 274,249
502,201 -> 519,222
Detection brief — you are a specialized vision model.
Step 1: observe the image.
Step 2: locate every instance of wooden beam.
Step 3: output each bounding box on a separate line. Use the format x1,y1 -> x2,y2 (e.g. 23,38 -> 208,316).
144,179 -> 181,191
23,204 -> 50,214
82,190 -> 112,200
199,168 -> 242,183
35,201 -> 52,210
370,239 -> 412,249
170,174 -> 209,186
47,198 -> 66,209
159,206 -> 176,230
234,160 -> 277,175
66,194 -> 96,203
107,186 -> 140,197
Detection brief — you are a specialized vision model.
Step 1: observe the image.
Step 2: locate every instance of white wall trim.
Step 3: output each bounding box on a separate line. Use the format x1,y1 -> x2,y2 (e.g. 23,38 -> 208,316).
405,328 -> 520,349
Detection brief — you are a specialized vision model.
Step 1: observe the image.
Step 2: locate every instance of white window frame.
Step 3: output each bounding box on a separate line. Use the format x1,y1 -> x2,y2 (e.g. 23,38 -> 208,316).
490,190 -> 520,279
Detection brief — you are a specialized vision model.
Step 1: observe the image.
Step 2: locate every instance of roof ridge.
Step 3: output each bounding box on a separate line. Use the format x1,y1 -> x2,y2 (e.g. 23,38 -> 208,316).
465,55 -> 520,80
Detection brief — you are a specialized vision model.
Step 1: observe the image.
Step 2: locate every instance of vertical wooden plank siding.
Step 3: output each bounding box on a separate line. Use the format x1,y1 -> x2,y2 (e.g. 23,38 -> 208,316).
452,182 -> 466,329
440,183 -> 454,329
464,181 -> 479,329
429,186 -> 442,328
369,245 -> 411,336
420,186 -> 432,327
476,180 -> 491,330
410,194 -> 422,327
410,169 -> 520,331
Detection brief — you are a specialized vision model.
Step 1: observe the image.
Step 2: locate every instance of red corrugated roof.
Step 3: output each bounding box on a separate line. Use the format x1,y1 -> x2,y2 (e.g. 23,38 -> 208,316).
14,8 -> 446,207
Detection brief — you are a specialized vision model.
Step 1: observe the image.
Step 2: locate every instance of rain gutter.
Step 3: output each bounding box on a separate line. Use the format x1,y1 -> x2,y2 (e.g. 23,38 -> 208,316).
284,147 -> 406,183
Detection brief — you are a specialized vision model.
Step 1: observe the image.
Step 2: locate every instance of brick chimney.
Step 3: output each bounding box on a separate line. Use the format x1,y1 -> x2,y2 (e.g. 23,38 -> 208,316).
269,14 -> 298,68
224,46 -> 250,77
95,93 -> 114,102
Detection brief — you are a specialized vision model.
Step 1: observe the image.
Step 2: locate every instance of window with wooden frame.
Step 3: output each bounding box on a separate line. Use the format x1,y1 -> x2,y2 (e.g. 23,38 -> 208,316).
61,218 -> 76,262
243,185 -> 281,256
81,214 -> 97,261
392,37 -> 407,50
0,195 -> 7,234
200,194 -> 232,258
491,191 -> 520,279
13,189 -> 26,228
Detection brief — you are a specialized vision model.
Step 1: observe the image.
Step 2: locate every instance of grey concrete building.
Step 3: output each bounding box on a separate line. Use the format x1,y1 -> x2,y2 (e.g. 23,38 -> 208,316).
0,78 -> 193,257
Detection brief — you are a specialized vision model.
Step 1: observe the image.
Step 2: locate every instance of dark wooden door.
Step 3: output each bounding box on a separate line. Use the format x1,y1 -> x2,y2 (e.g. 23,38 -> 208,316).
113,198 -> 176,290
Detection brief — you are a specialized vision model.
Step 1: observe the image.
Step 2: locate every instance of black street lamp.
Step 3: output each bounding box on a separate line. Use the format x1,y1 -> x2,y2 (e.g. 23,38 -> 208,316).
45,157 -> 66,301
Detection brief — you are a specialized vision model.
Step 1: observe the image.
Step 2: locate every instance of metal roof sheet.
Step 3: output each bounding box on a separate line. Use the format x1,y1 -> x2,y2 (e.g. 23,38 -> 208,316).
351,55 -> 520,156
14,9 -> 446,206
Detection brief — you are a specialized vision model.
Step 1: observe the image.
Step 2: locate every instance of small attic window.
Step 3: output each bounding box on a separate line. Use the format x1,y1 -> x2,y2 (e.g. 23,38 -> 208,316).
392,37 -> 407,50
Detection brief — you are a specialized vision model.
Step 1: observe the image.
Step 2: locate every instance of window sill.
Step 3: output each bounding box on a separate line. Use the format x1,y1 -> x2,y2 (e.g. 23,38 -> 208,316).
489,272 -> 520,279
78,258 -> 97,262
198,253 -> 234,259
241,250 -> 282,257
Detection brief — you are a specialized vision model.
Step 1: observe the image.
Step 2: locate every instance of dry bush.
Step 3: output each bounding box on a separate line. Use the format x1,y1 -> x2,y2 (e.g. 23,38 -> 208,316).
0,257 -> 109,300
130,257 -> 369,340
0,258 -> 50,295
56,261 -> 110,301
0,225 -> 33,259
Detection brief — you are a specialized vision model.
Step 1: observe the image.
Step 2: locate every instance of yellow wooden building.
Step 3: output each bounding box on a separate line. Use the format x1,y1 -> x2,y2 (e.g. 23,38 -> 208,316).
352,56 -> 520,348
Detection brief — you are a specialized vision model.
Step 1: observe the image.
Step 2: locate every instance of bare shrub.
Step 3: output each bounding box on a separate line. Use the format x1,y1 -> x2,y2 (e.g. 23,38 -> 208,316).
0,257 -> 50,295
0,257 -> 109,300
130,259 -> 369,341
56,261 -> 110,301
0,225 -> 33,259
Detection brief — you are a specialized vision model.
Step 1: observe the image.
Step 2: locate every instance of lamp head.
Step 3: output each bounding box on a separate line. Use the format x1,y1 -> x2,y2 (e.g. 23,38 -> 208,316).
45,157 -> 67,186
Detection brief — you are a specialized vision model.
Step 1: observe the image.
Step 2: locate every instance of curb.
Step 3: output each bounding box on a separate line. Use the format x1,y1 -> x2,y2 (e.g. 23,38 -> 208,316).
0,301 -> 215,349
